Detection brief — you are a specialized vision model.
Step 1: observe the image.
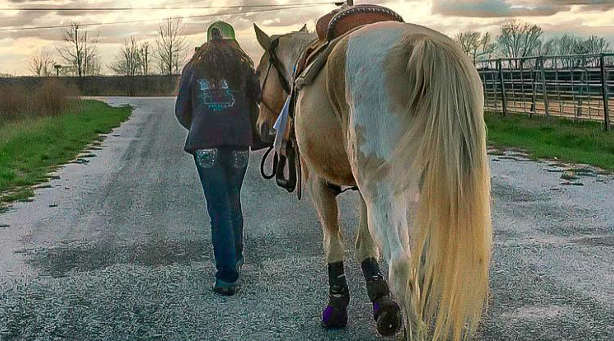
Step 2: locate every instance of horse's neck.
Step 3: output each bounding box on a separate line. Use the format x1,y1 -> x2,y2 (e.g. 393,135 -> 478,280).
281,32 -> 317,76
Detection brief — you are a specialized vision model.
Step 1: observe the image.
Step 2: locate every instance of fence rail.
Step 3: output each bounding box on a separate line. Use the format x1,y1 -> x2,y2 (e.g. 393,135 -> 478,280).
476,53 -> 613,131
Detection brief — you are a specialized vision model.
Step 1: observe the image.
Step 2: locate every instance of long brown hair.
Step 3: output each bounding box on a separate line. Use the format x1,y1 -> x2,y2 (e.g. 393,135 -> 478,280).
190,38 -> 254,90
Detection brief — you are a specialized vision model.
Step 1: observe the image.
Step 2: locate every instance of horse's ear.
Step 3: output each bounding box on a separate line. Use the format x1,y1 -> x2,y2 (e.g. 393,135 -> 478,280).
299,24 -> 308,33
254,24 -> 272,51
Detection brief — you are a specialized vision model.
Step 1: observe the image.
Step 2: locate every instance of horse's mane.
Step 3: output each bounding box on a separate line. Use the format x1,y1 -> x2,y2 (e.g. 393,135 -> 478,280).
190,39 -> 254,89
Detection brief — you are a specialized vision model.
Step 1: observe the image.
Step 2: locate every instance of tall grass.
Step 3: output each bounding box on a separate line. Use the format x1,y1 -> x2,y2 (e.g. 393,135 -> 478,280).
0,79 -> 80,123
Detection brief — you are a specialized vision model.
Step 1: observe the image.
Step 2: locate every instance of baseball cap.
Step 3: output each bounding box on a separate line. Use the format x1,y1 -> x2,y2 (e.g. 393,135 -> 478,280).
207,21 -> 236,41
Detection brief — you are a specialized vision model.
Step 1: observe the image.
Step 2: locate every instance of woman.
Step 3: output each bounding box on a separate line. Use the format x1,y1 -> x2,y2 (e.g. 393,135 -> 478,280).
175,21 -> 260,296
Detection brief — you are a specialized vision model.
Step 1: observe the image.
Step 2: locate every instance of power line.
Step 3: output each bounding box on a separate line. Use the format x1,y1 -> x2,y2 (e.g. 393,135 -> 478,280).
0,5 -> 332,33
0,2 -> 336,11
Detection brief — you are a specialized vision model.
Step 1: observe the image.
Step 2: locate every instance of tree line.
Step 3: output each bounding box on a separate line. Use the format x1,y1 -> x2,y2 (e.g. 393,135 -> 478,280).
455,19 -> 612,67
27,18 -> 613,76
29,18 -> 189,77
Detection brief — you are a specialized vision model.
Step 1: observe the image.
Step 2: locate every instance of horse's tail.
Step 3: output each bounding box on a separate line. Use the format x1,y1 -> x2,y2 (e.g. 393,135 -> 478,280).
393,35 -> 492,341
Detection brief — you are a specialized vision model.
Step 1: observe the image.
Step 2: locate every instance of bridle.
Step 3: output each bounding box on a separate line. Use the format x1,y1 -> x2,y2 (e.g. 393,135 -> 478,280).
258,37 -> 301,197
258,38 -> 291,116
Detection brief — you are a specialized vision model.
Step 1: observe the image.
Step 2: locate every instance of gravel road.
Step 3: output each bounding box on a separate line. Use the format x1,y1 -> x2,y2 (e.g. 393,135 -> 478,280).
0,97 -> 612,340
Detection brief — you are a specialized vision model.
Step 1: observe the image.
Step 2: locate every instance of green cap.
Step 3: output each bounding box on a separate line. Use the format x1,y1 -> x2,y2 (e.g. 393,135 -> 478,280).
207,21 -> 236,41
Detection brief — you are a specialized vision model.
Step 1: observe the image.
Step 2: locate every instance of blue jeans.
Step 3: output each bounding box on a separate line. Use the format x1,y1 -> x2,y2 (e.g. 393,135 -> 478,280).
194,147 -> 249,283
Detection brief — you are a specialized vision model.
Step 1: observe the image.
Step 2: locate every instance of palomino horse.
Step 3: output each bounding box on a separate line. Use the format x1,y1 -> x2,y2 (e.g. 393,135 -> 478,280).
254,20 -> 492,341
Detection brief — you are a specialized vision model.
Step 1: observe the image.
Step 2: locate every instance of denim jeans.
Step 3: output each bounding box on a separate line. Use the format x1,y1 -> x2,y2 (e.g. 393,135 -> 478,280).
194,147 -> 249,283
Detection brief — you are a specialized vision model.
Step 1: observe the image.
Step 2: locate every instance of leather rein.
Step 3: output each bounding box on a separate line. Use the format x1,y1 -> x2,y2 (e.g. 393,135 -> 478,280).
258,38 -> 302,198
259,38 -> 291,114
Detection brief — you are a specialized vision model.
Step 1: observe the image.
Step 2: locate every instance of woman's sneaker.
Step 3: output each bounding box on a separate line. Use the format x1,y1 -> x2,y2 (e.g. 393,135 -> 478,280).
213,278 -> 239,296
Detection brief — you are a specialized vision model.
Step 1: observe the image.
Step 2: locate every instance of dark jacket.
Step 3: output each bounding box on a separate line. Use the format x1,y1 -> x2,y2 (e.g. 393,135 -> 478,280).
175,62 -> 261,152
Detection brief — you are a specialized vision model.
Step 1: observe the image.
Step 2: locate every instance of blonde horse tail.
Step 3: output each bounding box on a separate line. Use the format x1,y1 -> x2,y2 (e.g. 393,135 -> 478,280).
393,36 -> 492,341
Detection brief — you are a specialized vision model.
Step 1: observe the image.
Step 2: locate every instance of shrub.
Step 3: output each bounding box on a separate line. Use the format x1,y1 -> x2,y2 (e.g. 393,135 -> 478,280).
0,85 -> 28,119
0,79 -> 80,122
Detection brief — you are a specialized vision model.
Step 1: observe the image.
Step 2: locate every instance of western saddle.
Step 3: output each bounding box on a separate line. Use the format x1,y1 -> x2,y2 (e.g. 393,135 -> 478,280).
268,4 -> 403,197
294,4 -> 404,89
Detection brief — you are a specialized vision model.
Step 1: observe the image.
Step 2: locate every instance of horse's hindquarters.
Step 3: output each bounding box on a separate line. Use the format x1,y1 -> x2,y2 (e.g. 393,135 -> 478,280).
339,22 -> 492,341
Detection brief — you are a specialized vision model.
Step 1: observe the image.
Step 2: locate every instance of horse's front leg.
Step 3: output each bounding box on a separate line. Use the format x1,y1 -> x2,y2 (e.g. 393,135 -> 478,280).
309,176 -> 349,329
355,194 -> 403,337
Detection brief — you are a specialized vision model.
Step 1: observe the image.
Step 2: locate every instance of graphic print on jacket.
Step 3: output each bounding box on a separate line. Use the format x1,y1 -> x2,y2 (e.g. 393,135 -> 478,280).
198,79 -> 236,112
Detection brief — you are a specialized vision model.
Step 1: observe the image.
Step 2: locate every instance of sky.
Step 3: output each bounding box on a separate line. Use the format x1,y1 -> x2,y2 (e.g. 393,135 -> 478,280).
0,0 -> 613,75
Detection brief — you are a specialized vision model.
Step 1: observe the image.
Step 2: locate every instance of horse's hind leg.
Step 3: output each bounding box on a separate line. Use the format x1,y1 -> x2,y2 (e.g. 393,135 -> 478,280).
309,176 -> 350,329
356,195 -> 402,336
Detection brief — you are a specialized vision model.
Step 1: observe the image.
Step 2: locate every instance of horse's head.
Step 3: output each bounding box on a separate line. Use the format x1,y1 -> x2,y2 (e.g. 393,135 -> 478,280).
253,24 -> 312,143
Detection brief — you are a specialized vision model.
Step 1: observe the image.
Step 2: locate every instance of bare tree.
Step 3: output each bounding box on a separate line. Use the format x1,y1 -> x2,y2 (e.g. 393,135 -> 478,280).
139,41 -> 151,75
541,34 -> 612,67
497,20 -> 543,67
155,18 -> 187,75
57,23 -> 99,77
83,38 -> 101,76
537,38 -> 557,56
455,31 -> 496,63
582,35 -> 611,54
29,52 -> 55,76
110,37 -> 143,76
456,32 -> 480,55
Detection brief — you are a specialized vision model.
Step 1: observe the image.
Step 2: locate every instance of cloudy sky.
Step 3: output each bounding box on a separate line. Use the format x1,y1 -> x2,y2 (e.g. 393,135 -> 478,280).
1,0 -> 613,75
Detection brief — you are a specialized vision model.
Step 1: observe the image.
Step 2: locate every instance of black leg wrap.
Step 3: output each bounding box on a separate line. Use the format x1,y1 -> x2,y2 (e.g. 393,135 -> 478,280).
361,257 -> 383,280
362,258 -> 390,302
322,262 -> 349,329
361,258 -> 402,337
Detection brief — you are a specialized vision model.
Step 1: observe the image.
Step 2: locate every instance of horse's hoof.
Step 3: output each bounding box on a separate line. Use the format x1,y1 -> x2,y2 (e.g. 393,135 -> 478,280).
373,298 -> 402,337
321,305 -> 348,329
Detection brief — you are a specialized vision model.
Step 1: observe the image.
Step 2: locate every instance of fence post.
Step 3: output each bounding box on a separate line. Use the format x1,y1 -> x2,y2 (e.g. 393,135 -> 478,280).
531,60 -> 537,117
497,59 -> 508,116
600,54 -> 610,131
538,57 -> 550,117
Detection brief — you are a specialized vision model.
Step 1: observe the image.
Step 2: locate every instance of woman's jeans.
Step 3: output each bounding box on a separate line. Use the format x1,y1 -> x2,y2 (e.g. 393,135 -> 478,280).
194,147 -> 249,283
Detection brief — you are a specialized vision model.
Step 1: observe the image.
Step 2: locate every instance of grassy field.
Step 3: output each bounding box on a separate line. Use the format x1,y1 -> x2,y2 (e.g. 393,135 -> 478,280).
0,100 -> 131,204
485,112 -> 614,171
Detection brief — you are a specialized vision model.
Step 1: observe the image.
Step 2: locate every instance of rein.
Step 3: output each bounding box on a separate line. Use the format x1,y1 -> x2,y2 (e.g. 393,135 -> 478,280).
266,38 -> 292,94
258,38 -> 290,117
258,37 -> 302,198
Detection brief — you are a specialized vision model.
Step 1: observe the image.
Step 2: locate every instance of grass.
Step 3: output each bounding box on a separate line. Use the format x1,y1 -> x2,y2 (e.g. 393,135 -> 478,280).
0,100 -> 132,204
485,112 -> 614,171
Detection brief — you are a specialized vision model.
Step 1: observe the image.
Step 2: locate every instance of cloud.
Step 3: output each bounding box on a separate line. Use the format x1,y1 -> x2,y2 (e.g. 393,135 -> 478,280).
433,0 -> 614,17
1,0 -> 613,75
433,0 -> 562,17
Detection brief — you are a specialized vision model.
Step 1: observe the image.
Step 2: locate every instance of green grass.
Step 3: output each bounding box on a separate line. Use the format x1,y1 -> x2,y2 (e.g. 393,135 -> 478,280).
0,100 -> 132,204
485,112 -> 614,171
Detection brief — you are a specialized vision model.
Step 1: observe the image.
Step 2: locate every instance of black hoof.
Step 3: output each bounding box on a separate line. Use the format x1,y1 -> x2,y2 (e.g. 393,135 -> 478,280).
373,298 -> 402,337
321,305 -> 348,329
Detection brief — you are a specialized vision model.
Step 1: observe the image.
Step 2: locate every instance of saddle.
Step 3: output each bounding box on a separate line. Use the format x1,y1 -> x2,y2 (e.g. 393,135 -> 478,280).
295,4 -> 404,90
270,4 -> 403,198
316,4 -> 404,42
